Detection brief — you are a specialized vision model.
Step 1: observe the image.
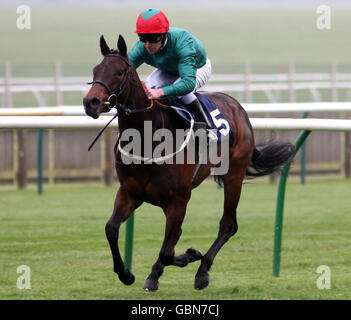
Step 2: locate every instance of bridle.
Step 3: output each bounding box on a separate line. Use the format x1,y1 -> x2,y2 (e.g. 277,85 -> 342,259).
86,52 -> 156,151
86,51 -> 193,162
87,52 -> 156,116
87,53 -> 132,111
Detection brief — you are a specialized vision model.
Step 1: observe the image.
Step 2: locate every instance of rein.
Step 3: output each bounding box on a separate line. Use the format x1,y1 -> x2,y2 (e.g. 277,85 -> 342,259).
88,112 -> 118,151
87,96 -> 170,152
118,82 -> 168,115
87,53 -> 168,151
87,53 -> 190,161
117,106 -> 195,164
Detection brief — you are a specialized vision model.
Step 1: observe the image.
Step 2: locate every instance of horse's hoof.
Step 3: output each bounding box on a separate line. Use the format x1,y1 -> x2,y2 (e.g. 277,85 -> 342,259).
142,279 -> 159,292
118,269 -> 135,286
194,274 -> 210,290
186,248 -> 203,261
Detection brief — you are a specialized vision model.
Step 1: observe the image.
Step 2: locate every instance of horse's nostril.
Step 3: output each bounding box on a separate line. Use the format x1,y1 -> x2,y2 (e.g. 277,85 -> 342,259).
83,96 -> 101,108
91,97 -> 101,106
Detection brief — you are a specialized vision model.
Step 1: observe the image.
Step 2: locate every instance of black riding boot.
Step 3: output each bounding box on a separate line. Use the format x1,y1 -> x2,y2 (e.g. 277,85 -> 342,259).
186,98 -> 212,129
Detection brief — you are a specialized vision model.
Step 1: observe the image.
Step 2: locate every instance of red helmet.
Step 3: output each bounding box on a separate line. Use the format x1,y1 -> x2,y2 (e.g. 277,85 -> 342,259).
135,8 -> 169,34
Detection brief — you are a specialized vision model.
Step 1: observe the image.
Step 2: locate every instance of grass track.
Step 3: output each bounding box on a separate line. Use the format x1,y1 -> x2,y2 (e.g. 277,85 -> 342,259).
1,5 -> 350,300
1,178 -> 350,299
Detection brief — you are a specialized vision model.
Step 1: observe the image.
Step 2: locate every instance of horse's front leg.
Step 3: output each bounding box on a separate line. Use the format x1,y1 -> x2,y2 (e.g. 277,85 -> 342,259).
142,248 -> 202,291
143,199 -> 190,291
105,187 -> 142,286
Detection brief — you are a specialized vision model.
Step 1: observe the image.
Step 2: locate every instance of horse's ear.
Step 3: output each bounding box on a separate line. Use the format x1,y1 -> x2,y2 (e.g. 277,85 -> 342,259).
117,35 -> 127,57
100,35 -> 110,56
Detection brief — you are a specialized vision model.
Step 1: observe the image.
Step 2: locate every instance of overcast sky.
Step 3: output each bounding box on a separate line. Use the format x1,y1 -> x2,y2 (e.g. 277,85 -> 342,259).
1,0 -> 351,7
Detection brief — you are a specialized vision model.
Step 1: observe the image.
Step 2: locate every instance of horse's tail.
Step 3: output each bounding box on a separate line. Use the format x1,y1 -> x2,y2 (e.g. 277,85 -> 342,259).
245,140 -> 296,179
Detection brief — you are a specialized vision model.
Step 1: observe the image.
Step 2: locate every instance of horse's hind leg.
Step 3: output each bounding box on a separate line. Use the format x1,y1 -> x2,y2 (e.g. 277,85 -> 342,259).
195,167 -> 246,290
105,187 -> 142,286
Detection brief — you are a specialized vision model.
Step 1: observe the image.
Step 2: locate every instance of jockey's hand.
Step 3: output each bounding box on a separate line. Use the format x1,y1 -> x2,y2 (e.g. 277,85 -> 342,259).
145,88 -> 165,100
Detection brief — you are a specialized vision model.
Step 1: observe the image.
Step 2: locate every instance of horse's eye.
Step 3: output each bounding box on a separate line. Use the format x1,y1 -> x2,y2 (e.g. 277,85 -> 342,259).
115,70 -> 124,77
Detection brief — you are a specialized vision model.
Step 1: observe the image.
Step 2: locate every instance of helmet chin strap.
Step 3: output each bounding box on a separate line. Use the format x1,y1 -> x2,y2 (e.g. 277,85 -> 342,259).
160,34 -> 168,50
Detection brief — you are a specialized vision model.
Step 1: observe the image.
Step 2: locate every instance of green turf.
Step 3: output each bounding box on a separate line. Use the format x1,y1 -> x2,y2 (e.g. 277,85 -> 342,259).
1,7 -> 350,299
1,178 -> 350,299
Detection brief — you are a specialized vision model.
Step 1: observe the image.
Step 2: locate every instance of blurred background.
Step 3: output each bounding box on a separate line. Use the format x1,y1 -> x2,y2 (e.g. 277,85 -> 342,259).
1,0 -> 351,186
2,2 -> 351,301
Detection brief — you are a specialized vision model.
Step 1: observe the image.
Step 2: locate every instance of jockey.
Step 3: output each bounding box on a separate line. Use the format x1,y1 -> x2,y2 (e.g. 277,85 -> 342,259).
128,8 -> 212,128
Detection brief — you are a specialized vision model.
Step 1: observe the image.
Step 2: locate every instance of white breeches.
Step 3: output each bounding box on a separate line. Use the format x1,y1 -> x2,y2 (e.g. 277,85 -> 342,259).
145,58 -> 212,104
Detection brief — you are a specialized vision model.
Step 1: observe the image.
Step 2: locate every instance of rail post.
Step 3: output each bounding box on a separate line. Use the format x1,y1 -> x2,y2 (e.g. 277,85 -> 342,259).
37,129 -> 43,195
272,129 -> 311,277
244,61 -> 252,103
17,129 -> 28,189
124,212 -> 135,270
300,112 -> 309,185
4,62 -> 13,108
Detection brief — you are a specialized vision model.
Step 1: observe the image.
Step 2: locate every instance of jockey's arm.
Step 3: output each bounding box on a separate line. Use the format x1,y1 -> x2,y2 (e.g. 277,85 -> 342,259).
162,38 -> 197,98
128,34 -> 198,99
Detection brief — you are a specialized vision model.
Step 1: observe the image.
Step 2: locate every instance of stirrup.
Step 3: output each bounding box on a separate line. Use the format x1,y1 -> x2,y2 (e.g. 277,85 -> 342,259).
193,121 -> 207,131
188,99 -> 212,129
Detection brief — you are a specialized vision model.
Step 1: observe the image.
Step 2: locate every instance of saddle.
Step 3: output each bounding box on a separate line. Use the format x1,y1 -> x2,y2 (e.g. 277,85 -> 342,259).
168,93 -> 231,143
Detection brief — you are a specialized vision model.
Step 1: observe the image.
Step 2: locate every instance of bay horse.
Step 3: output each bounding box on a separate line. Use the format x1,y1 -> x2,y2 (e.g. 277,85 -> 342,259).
83,35 -> 295,291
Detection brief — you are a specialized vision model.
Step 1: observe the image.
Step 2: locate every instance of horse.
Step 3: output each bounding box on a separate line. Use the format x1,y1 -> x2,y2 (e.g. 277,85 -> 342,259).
83,35 -> 295,291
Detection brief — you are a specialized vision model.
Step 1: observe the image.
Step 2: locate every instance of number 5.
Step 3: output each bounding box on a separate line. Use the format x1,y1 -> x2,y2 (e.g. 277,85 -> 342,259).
210,109 -> 230,136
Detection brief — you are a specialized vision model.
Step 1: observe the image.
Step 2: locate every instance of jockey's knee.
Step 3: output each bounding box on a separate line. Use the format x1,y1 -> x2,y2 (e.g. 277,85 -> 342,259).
180,92 -> 196,105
